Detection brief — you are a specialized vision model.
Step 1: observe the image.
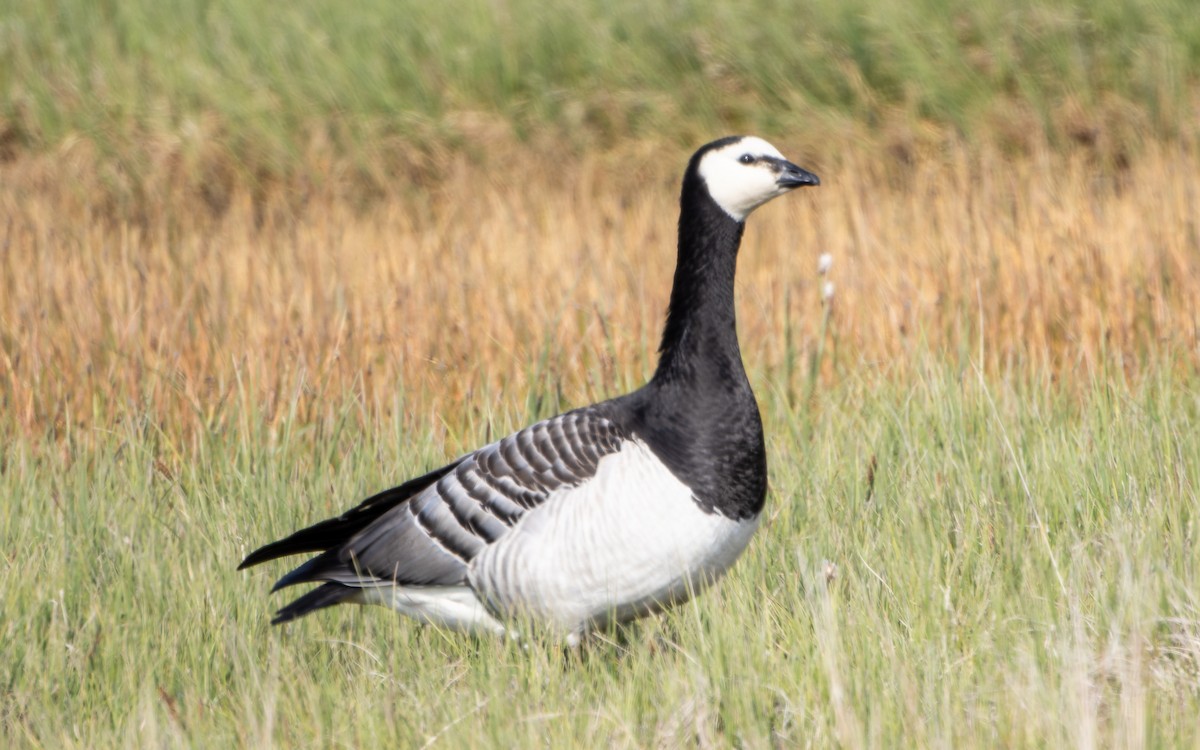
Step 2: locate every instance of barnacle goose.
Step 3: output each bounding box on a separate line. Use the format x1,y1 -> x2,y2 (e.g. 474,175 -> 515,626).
239,136 -> 820,644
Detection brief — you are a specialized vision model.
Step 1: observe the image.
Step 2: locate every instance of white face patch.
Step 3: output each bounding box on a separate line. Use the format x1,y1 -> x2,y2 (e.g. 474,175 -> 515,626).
697,136 -> 795,221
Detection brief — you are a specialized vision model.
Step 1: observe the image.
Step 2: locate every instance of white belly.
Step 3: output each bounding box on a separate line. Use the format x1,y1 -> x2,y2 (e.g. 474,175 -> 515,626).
468,439 -> 760,637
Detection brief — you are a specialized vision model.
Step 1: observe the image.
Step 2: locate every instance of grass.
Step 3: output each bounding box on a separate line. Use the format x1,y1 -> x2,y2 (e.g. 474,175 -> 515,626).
3,140 -> 1197,443
2,138 -> 1199,745
3,0 -> 1200,216
2,359 -> 1198,747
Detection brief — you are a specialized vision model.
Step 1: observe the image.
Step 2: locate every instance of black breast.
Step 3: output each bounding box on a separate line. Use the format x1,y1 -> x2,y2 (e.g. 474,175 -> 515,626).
606,382 -> 767,520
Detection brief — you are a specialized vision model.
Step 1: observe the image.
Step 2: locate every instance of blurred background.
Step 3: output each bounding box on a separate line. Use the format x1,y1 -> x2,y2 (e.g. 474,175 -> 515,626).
2,0 -> 1198,437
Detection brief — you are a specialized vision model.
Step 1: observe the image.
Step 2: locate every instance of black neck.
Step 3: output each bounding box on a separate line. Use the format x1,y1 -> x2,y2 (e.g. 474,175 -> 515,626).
614,164 -> 767,520
652,181 -> 747,388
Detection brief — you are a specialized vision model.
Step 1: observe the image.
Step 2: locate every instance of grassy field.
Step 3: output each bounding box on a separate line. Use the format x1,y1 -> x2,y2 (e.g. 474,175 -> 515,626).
3,361 -> 1199,747
3,140 -> 1200,745
4,0 -> 1200,746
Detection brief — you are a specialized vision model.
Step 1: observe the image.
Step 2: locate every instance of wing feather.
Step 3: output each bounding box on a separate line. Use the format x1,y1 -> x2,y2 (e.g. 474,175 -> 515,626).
455,465 -> 524,525
434,471 -> 508,543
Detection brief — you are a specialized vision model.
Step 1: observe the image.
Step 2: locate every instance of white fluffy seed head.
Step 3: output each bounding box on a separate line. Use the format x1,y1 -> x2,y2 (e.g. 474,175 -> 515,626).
697,136 -> 795,221
822,281 -> 835,302
818,253 -> 833,275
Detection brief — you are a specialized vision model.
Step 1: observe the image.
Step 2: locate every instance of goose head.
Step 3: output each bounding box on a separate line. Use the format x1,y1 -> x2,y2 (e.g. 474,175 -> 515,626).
693,135 -> 820,222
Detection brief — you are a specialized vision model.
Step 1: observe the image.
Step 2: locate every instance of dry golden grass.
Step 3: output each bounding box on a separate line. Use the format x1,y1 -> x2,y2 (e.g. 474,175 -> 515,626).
2,138 -> 1197,443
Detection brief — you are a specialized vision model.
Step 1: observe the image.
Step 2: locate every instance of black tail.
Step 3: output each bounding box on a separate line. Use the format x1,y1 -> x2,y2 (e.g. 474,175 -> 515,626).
240,460 -> 463,625
238,462 -> 459,570
271,582 -> 356,625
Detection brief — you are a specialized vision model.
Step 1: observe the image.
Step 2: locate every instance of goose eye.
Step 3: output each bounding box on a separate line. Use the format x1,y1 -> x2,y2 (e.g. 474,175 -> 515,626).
738,154 -> 756,164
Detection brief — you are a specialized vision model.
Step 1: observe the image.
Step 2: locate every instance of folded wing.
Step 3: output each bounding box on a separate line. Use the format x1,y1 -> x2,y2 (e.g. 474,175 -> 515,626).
238,406 -> 627,623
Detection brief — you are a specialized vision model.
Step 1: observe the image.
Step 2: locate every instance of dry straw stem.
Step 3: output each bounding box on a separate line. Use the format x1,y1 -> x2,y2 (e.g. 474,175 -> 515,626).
1,139 -> 1197,443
